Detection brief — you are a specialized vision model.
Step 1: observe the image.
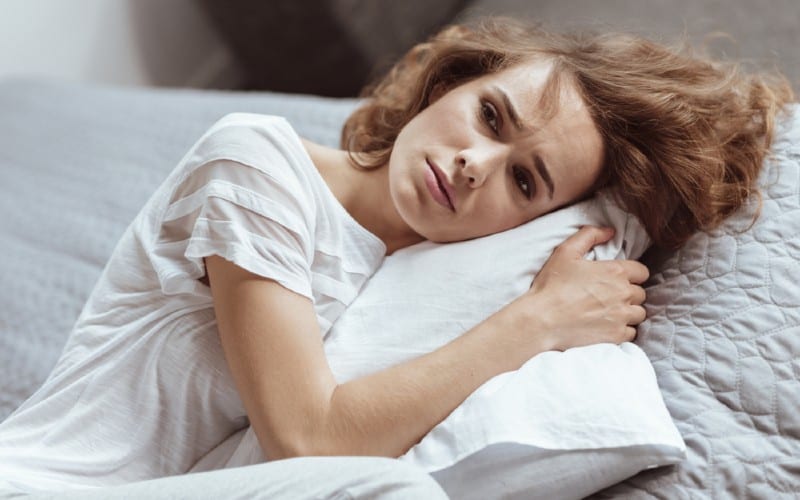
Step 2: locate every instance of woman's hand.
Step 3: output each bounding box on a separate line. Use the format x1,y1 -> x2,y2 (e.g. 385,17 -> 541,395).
503,226 -> 649,354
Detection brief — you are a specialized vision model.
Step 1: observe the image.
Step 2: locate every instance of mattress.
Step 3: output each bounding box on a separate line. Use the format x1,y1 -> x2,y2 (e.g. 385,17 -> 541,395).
0,78 -> 798,498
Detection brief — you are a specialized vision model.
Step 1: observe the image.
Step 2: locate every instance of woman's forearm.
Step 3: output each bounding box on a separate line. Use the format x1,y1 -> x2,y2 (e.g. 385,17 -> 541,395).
316,305 -> 548,458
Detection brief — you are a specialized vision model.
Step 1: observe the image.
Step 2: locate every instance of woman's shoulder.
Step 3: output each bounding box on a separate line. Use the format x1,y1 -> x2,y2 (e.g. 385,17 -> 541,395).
207,112 -> 292,132
200,112 -> 301,151
185,113 -> 312,181
152,112 -> 321,234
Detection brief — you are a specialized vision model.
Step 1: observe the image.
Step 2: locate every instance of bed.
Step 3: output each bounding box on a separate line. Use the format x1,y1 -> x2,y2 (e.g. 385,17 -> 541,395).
0,77 -> 798,498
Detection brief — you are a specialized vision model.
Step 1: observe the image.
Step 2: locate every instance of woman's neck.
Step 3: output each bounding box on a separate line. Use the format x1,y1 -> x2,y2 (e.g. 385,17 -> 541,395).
301,139 -> 424,255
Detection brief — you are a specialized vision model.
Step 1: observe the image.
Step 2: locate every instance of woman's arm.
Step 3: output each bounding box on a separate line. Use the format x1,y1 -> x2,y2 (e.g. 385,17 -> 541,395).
206,226 -> 648,460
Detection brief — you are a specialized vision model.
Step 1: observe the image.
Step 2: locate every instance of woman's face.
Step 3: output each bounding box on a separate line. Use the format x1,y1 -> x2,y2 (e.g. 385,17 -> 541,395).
388,59 -> 604,243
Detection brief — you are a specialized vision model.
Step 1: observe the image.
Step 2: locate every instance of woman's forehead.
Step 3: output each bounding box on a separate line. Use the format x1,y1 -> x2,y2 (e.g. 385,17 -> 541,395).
466,60 -> 589,131
476,61 -> 604,202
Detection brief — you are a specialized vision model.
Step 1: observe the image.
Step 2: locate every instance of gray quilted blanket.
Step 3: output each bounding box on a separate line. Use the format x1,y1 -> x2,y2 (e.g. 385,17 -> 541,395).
0,79 -> 798,498
593,106 -> 800,499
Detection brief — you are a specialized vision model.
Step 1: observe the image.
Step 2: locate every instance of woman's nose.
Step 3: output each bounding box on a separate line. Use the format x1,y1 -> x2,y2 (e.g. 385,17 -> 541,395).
456,146 -> 505,187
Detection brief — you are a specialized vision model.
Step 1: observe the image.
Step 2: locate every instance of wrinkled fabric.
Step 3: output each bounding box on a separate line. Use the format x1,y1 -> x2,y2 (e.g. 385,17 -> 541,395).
0,114 -> 385,491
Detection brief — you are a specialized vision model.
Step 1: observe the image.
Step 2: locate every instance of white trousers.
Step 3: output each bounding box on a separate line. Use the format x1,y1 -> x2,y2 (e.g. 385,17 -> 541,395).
0,457 -> 448,500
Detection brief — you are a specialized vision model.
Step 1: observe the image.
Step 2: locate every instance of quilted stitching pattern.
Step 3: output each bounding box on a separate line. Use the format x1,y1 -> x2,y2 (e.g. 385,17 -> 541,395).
593,106 -> 800,498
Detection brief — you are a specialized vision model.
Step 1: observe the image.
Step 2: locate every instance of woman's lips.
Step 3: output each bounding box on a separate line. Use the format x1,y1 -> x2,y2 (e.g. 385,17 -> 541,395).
425,159 -> 455,212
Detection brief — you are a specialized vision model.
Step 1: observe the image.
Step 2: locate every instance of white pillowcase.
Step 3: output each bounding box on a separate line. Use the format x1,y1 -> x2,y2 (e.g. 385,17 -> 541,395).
323,192 -> 684,499
323,191 -> 652,380
192,193 -> 685,499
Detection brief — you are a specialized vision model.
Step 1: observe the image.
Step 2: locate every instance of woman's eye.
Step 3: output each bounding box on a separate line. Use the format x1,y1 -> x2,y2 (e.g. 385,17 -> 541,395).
480,101 -> 499,133
513,166 -> 534,199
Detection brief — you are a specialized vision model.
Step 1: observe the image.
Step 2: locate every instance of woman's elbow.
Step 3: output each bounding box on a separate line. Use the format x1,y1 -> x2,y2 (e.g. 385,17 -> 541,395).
261,434 -> 316,461
263,432 -> 341,461
264,434 -> 389,460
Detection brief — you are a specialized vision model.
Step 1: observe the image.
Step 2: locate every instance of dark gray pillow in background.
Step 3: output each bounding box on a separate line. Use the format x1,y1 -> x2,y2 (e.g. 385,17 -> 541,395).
198,0 -> 470,96
197,0 -> 799,96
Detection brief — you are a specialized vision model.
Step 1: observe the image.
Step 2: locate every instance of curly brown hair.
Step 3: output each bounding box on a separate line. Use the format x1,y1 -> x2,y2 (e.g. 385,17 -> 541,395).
342,17 -> 795,249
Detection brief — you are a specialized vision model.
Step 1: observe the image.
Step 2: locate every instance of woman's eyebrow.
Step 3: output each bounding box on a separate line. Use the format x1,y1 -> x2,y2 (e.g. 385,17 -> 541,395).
534,155 -> 555,200
493,86 -> 525,132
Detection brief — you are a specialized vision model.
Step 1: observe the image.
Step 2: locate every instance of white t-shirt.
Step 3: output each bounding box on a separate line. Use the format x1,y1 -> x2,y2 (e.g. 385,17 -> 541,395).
0,113 -> 387,492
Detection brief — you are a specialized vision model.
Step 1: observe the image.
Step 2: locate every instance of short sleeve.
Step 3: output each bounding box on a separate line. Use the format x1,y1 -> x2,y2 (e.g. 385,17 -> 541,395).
149,118 -> 317,299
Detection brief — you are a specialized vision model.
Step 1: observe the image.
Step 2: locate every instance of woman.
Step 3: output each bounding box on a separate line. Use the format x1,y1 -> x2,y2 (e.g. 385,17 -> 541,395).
0,16 -> 793,499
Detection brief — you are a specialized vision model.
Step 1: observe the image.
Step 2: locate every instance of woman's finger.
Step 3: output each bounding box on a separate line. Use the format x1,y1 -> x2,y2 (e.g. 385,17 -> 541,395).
600,259 -> 650,284
628,305 -> 647,326
556,226 -> 615,259
629,285 -> 647,305
624,261 -> 650,284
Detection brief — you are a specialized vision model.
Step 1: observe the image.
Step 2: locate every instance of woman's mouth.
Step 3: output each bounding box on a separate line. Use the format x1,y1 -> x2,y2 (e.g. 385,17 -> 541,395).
425,159 -> 455,212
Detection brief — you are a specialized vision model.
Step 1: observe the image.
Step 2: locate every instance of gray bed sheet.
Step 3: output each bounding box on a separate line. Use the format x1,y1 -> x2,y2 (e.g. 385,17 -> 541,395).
0,78 -> 798,498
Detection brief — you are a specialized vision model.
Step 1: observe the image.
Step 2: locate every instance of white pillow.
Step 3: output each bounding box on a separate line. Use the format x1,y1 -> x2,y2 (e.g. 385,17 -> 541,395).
323,191 -> 685,499
192,193 -> 685,499
323,191 -> 652,380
